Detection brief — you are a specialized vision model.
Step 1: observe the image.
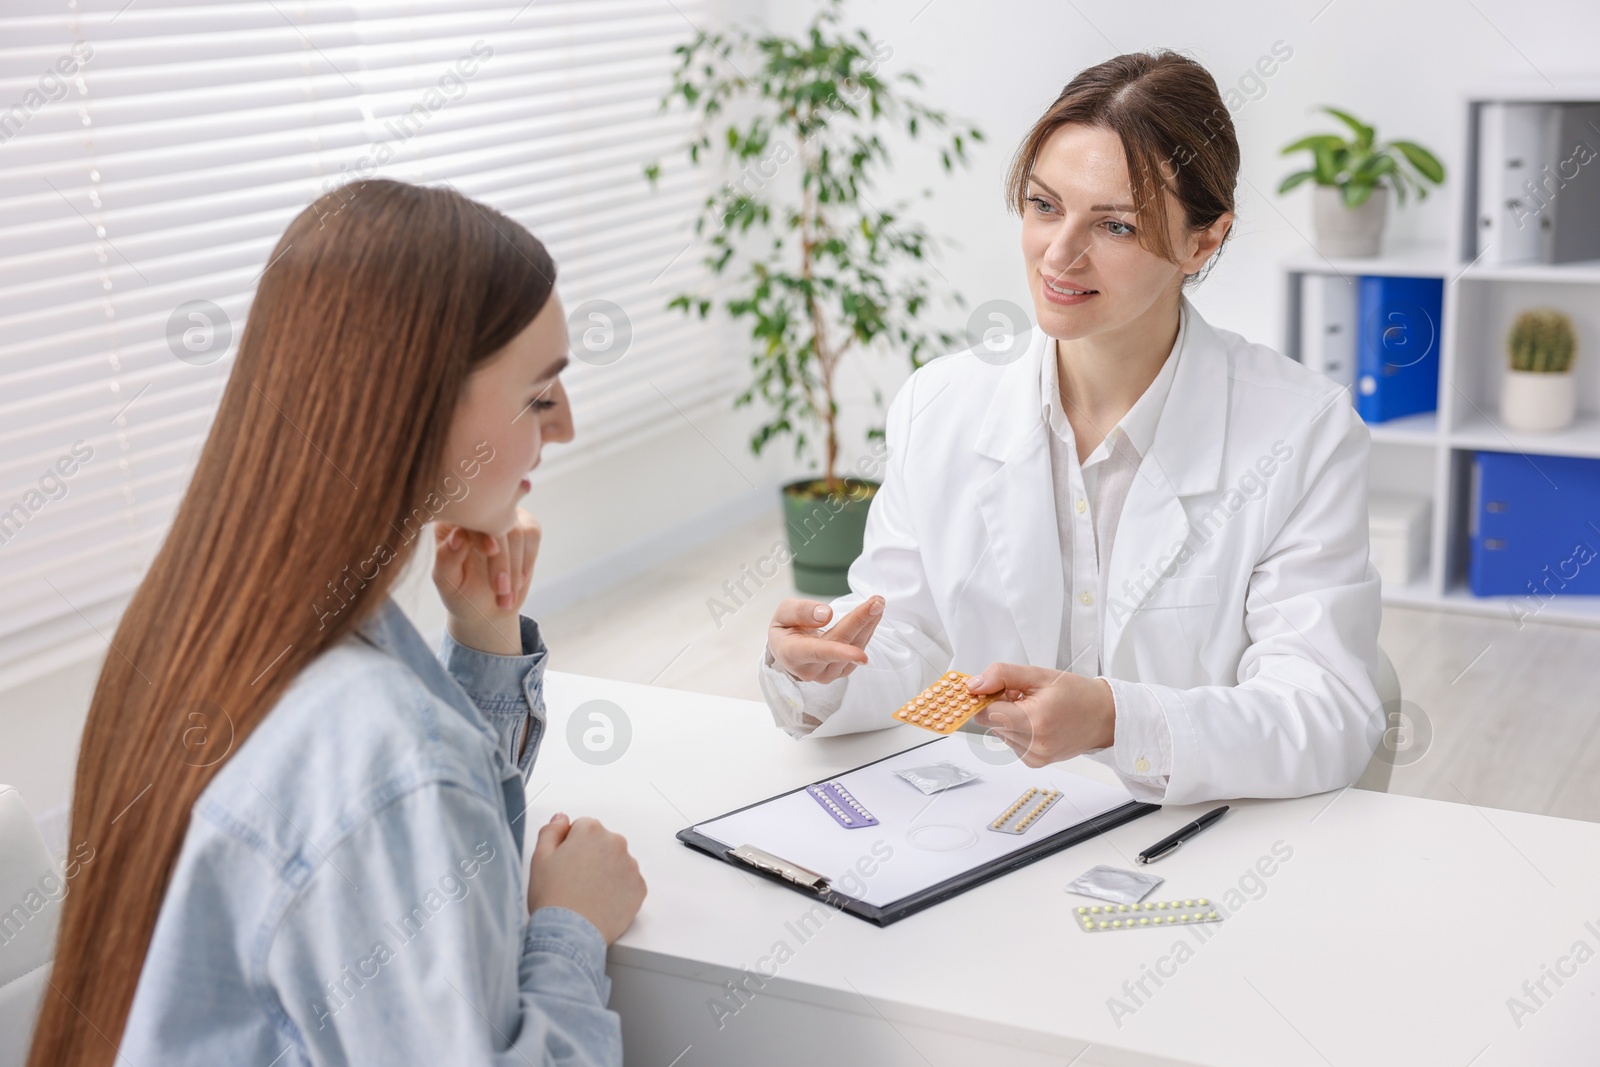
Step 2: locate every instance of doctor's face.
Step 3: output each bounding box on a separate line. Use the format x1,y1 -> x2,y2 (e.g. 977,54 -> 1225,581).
1020,123 -> 1218,342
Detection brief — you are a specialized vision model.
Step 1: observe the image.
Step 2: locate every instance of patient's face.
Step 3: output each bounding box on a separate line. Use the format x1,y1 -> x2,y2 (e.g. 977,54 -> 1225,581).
434,293 -> 574,535
1019,123 -> 1211,343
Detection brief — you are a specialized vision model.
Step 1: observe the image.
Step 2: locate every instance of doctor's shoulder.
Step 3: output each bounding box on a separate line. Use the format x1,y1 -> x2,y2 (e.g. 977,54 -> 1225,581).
883,325 -> 1036,434
1217,327 -> 1370,457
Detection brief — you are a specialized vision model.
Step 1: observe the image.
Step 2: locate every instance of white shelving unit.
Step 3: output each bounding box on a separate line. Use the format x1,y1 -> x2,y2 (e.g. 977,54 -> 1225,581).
1281,84 -> 1600,628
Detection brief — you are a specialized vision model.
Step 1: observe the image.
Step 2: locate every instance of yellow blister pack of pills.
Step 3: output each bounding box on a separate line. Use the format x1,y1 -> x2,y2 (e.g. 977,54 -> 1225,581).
892,671 -> 998,734
989,786 -> 1062,835
1075,898 -> 1223,932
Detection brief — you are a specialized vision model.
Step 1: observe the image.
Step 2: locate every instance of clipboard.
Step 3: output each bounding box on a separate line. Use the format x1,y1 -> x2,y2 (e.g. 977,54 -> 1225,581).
677,734 -> 1159,927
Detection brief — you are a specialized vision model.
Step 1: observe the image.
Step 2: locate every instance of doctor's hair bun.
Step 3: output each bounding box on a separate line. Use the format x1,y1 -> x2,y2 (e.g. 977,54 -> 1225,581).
1004,49 -> 1238,286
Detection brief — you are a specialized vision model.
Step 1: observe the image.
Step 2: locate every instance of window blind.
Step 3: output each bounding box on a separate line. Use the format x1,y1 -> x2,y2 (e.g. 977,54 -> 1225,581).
0,0 -> 728,690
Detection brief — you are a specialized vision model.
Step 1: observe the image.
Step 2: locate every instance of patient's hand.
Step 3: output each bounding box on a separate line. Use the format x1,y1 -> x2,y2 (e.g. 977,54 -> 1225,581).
967,663 -> 1115,768
767,596 -> 885,683
528,813 -> 646,945
433,508 -> 540,655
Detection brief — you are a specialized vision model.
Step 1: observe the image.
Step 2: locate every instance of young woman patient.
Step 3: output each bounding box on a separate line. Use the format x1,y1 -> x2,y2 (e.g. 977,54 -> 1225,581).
30,180 -> 644,1066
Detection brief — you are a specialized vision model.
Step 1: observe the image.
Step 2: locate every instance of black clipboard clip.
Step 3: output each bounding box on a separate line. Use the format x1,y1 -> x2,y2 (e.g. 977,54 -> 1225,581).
730,844 -> 829,893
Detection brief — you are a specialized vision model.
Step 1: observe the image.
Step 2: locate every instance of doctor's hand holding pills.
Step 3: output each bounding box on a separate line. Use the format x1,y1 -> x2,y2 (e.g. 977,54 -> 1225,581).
767,595 -> 887,683
967,663 -> 1117,769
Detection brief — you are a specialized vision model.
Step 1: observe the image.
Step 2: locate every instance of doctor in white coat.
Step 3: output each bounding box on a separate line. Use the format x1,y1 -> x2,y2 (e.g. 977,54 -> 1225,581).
757,50 -> 1382,806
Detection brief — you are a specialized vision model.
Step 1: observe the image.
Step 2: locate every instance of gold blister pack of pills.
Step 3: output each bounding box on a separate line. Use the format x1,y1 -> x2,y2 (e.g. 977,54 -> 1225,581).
989,786 -> 1063,835
1075,898 -> 1223,932
892,671 -> 998,735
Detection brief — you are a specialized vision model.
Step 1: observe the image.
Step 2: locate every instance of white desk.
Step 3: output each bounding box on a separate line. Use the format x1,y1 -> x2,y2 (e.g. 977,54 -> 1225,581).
533,671 -> 1600,1067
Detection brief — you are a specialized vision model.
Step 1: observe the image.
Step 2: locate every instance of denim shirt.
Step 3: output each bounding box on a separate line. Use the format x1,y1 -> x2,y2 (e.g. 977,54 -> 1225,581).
119,596 -> 621,1066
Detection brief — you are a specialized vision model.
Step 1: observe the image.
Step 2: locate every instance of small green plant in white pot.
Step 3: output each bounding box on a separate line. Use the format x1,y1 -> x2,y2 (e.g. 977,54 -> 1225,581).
1278,106 -> 1445,258
645,0 -> 980,593
1501,308 -> 1578,432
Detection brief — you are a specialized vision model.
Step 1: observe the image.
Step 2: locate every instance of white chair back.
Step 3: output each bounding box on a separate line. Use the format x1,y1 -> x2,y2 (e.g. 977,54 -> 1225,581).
1355,647 -> 1404,793
0,786 -> 61,1067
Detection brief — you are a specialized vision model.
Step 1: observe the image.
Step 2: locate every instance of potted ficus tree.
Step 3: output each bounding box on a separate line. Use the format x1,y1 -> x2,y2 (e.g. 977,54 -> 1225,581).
1501,308 -> 1578,432
1278,106 -> 1445,257
644,0 -> 981,594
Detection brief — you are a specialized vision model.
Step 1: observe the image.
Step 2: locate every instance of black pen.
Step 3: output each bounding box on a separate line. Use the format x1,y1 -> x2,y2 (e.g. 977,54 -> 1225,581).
1136,805 -> 1229,863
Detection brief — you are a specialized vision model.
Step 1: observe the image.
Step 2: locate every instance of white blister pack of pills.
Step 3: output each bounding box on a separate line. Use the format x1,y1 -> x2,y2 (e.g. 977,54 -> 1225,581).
1074,898 -> 1222,932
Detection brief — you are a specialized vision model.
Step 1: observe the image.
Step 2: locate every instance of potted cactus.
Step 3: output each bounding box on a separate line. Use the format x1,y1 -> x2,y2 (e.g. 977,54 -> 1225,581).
1501,308 -> 1578,432
1278,106 -> 1445,258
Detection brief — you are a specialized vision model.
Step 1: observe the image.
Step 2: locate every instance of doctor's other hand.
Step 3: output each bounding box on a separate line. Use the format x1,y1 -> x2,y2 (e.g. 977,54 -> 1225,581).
528,813 -> 646,945
967,663 -> 1116,768
768,596 -> 885,683
433,508 -> 540,656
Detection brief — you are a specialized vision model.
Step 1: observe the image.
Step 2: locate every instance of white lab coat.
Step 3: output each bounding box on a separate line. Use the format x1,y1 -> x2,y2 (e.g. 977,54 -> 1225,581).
762,295 -> 1383,805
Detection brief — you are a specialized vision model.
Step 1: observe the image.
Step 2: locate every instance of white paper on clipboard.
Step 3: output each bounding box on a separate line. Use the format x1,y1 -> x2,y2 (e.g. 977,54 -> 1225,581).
692,735 -> 1136,907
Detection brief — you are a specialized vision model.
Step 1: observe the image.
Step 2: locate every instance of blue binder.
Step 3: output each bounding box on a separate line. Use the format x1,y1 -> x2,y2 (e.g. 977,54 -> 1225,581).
1470,451 -> 1600,597
1355,275 -> 1442,423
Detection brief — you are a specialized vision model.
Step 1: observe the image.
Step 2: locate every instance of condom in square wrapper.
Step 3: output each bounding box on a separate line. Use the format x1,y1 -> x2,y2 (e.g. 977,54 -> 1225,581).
894,761 -> 981,795
1065,864 -> 1164,905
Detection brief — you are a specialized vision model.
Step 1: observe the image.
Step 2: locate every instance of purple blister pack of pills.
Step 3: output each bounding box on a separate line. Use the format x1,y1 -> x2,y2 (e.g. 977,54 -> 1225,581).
806,781 -> 878,828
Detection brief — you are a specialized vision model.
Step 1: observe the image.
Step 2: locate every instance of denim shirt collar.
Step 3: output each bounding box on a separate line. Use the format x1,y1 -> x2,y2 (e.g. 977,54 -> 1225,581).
352,596 -> 529,854
353,597 -> 493,737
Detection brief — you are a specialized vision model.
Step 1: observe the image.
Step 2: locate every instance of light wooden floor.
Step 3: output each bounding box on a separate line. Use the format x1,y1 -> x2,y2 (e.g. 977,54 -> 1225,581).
536,510 -> 1600,824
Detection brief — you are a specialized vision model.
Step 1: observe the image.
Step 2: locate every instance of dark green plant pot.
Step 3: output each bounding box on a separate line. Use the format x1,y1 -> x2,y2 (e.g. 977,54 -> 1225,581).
781,478 -> 879,596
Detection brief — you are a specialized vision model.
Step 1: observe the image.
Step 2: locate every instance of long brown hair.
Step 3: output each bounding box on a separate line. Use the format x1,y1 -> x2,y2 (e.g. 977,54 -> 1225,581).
1004,49 -> 1238,285
29,179 -> 557,1065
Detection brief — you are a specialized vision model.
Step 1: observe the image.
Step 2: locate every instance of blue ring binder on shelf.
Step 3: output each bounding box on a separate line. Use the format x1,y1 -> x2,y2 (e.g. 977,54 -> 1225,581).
1469,450 -> 1600,598
1354,274 -> 1443,425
